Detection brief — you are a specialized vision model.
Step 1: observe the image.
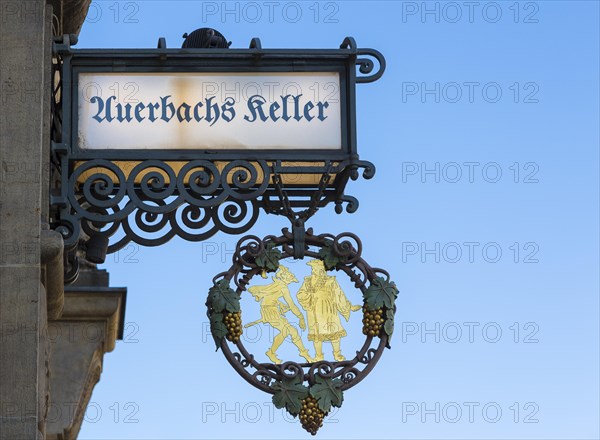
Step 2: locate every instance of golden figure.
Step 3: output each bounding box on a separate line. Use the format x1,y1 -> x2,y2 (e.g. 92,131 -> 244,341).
246,266 -> 313,364
297,260 -> 362,362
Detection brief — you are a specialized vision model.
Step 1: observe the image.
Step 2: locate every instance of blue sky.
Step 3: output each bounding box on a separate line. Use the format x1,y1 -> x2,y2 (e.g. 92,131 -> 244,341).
74,1 -> 599,439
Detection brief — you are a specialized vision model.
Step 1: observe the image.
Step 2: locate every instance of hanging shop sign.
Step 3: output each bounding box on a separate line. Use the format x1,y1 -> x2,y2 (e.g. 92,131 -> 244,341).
50,33 -> 394,431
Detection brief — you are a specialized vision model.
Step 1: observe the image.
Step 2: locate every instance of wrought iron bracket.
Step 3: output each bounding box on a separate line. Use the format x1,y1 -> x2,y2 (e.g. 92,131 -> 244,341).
49,34 -> 384,273
292,219 -> 306,259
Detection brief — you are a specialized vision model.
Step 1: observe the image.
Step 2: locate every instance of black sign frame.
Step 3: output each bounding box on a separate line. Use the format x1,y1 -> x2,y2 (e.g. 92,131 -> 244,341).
69,58 -> 352,161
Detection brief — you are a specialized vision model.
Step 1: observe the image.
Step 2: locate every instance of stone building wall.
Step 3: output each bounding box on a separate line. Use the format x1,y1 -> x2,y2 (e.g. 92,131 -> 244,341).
0,2 -> 125,439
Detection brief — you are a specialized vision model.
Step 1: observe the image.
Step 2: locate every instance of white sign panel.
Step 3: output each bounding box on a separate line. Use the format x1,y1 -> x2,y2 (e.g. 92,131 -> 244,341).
77,72 -> 342,150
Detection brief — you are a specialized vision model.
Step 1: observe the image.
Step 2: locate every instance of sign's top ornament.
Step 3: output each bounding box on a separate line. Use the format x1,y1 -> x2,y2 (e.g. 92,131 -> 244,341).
181,28 -> 231,49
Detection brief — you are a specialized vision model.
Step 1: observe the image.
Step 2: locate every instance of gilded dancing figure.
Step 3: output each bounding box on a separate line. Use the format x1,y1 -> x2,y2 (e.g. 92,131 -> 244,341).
246,266 -> 313,364
297,260 -> 362,361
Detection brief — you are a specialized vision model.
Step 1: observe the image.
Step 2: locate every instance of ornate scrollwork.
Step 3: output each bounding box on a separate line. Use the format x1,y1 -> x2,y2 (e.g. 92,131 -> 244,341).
52,156 -> 375,255
54,158 -> 274,252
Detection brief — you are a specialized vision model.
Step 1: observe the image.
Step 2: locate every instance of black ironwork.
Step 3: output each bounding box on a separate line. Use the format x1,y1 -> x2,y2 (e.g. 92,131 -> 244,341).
210,228 -> 394,394
49,34 -> 385,261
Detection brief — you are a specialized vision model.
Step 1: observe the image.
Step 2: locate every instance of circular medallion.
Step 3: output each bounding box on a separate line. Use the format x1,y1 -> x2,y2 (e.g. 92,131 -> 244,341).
206,227 -> 399,435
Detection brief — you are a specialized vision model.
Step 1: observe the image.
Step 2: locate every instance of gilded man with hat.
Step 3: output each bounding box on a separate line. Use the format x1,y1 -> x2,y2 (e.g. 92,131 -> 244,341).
297,260 -> 362,361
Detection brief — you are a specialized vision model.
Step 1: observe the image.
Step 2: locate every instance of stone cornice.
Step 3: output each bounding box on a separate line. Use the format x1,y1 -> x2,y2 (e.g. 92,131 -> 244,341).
61,286 -> 127,352
47,0 -> 92,35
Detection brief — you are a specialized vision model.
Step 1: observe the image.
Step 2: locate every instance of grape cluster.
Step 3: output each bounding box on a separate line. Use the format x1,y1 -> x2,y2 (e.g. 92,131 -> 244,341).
224,311 -> 242,343
299,396 -> 326,435
362,304 -> 385,337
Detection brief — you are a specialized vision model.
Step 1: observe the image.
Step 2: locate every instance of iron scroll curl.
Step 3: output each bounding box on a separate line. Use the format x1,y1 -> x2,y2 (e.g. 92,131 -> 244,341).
340,36 -> 386,84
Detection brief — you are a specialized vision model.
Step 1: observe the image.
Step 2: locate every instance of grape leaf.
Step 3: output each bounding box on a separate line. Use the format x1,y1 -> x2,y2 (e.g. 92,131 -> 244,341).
209,279 -> 240,313
309,376 -> 344,413
384,308 -> 396,347
271,377 -> 309,416
255,244 -> 282,272
318,242 -> 341,271
209,313 -> 228,351
364,277 -> 398,309
384,317 -> 394,336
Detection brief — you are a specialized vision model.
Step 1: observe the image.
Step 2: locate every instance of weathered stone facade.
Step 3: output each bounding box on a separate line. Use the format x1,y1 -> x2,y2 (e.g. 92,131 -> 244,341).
1,2 -> 125,439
